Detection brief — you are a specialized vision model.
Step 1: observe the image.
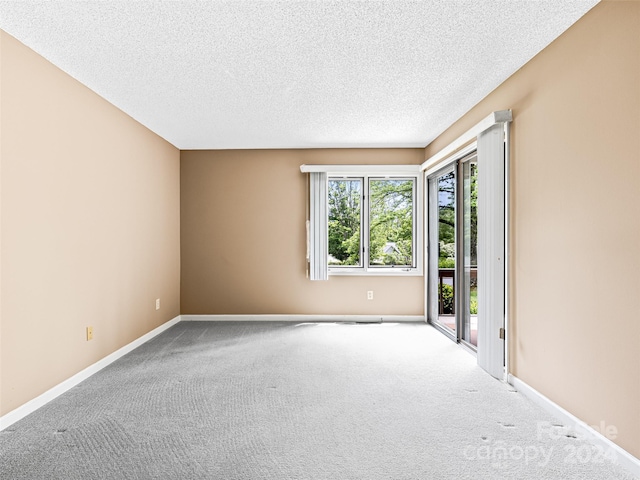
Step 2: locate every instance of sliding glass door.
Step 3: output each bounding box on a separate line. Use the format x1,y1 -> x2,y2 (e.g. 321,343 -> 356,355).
460,156 -> 478,347
428,167 -> 457,338
427,152 -> 478,349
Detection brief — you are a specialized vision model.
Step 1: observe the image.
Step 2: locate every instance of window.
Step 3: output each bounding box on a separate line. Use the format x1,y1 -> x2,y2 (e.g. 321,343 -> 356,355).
368,178 -> 414,268
302,164 -> 422,278
326,172 -> 420,275
328,178 -> 362,267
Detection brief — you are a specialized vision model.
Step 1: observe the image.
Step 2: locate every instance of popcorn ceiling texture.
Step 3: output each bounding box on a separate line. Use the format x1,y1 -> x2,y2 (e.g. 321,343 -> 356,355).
0,1 -> 598,149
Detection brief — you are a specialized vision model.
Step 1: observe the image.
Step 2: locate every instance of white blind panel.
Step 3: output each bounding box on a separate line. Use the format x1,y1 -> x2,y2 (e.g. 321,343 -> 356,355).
476,123 -> 506,379
309,172 -> 328,281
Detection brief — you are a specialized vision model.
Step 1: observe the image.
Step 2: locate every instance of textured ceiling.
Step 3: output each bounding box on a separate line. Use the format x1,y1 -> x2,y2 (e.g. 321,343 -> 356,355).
0,1 -> 599,150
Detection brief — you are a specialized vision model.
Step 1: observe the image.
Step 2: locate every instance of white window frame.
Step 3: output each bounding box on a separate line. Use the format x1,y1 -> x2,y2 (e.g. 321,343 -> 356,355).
301,164 -> 423,277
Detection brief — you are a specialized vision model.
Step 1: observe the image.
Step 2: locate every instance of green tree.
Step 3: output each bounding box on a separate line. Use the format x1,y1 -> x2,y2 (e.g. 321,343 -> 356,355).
328,178 -> 414,267
466,163 -> 478,267
328,180 -> 361,265
438,172 -> 456,268
436,165 -> 477,268
369,179 -> 413,266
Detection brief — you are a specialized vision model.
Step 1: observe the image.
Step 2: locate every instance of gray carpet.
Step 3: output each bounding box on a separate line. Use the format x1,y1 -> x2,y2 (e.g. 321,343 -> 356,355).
0,321 -> 635,479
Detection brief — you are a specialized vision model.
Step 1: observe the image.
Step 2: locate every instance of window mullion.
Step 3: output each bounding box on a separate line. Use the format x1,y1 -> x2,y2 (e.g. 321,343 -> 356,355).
363,175 -> 370,271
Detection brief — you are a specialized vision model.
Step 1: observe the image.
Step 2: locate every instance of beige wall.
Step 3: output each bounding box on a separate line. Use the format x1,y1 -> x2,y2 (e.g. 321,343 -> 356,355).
2,0 -> 639,463
181,148 -> 424,316
425,1 -> 640,458
0,32 -> 181,415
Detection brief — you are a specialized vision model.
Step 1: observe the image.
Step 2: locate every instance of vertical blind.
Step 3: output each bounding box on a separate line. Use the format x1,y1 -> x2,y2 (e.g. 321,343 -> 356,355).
308,172 -> 328,280
476,122 -> 506,379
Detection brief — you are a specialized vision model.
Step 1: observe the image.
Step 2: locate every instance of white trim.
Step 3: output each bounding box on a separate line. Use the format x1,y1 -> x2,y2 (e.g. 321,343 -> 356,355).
421,110 -> 512,172
301,164 -> 420,175
508,374 -> 640,478
181,314 -> 425,323
423,142 -> 477,178
0,315 -> 181,431
327,269 -> 423,277
326,174 -> 424,276
304,167 -> 423,278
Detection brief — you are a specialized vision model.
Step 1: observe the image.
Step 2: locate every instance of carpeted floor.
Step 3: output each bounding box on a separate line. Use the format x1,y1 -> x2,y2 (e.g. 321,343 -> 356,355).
0,321 -> 635,479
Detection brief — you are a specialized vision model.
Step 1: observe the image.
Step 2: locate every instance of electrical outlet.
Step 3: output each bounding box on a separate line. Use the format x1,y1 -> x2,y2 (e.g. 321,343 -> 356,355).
86,326 -> 93,341
367,290 -> 374,300
155,298 -> 160,310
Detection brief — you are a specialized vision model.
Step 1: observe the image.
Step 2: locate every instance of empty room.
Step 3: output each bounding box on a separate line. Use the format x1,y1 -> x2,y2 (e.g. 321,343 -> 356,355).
0,1 -> 638,479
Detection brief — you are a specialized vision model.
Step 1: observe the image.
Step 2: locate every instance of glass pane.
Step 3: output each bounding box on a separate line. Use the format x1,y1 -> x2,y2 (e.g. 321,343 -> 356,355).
328,179 -> 361,266
462,161 -> 478,347
437,171 -> 456,333
369,179 -> 414,267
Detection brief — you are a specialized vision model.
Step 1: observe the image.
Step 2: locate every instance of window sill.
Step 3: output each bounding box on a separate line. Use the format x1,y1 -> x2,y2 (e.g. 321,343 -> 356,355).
328,268 -> 423,277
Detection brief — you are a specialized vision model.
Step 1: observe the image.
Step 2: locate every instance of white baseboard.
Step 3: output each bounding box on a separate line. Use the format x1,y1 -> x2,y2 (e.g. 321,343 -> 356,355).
0,315 -> 181,431
180,314 -> 425,323
508,374 -> 640,478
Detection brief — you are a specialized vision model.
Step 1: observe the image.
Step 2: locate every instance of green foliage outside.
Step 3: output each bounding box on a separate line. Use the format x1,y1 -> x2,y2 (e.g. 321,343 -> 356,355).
437,165 -> 478,315
470,298 -> 478,315
368,179 -> 413,266
438,172 -> 456,269
470,288 -> 478,315
440,284 -> 454,314
438,241 -> 455,268
464,163 -> 479,267
440,284 -> 478,315
437,165 -> 478,268
328,180 -> 361,265
328,179 -> 413,267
